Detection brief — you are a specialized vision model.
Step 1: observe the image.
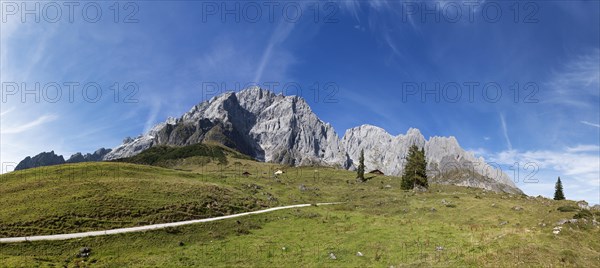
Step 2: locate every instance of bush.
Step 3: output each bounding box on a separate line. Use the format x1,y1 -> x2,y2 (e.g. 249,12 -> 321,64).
573,209 -> 593,219
557,206 -> 578,212
445,204 -> 457,208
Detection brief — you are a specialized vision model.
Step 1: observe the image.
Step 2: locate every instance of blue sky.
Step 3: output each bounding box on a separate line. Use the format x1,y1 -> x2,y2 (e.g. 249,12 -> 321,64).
1,1 -> 599,204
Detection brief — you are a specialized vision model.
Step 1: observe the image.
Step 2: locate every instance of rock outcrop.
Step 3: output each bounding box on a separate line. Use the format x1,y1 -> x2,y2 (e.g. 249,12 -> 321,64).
104,87 -> 351,168
66,148 -> 112,163
341,125 -> 521,194
14,151 -> 65,171
15,148 -> 111,171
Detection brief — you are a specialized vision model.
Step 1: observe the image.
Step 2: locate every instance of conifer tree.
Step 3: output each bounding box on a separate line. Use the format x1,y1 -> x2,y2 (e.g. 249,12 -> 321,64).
401,145 -> 428,189
357,149 -> 365,182
554,177 -> 565,200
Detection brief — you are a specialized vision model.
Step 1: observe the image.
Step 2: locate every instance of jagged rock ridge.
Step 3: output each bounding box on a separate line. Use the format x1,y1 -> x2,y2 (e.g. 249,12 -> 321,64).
341,125 -> 521,193
14,151 -> 65,171
103,87 -> 521,194
15,87 -> 521,194
14,149 -> 111,171
104,87 -> 351,168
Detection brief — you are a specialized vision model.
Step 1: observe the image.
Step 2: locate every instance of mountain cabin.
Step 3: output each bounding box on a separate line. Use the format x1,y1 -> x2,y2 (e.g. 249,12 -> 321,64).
369,169 -> 384,175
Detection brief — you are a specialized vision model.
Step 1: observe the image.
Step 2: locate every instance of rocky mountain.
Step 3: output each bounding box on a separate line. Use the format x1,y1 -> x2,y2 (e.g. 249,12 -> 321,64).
104,87 -> 351,168
103,87 -> 520,194
16,87 -> 522,194
14,151 -> 65,171
65,148 -> 112,163
14,148 -> 111,171
341,125 -> 521,193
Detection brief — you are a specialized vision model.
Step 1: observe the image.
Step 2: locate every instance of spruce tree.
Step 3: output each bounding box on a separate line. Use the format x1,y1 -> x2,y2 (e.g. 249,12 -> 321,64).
416,148 -> 428,188
554,177 -> 565,200
401,145 -> 428,190
357,149 -> 365,182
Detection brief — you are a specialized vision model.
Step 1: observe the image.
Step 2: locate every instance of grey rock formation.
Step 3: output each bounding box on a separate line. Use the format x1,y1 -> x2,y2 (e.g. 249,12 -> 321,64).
15,148 -> 111,171
66,148 -> 112,163
341,125 -> 522,194
103,87 -> 521,194
14,151 -> 65,171
104,87 -> 350,168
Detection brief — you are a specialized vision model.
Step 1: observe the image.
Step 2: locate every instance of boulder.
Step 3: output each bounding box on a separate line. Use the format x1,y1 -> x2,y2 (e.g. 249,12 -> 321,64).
577,201 -> 590,210
299,184 -> 308,191
77,247 -> 92,258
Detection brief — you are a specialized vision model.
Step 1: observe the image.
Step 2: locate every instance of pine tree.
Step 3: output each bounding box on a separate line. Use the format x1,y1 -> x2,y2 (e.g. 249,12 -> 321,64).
401,145 -> 428,190
356,149 -> 365,182
554,177 -> 565,200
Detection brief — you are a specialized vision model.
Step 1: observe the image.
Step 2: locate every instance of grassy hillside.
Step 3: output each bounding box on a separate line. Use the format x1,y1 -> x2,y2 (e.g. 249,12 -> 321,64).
0,155 -> 598,267
114,142 -> 254,168
0,162 -> 268,237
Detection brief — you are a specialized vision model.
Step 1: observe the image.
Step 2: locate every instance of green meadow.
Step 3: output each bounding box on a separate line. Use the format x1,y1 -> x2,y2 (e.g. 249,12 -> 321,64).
0,145 -> 598,267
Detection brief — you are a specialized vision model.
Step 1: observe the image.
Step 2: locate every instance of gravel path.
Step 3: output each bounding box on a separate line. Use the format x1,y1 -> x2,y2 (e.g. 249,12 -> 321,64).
0,202 -> 343,243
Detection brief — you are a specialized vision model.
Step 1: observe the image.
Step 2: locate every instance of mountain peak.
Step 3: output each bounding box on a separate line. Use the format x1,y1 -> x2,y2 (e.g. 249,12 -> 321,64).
406,127 -> 422,137
99,89 -> 521,194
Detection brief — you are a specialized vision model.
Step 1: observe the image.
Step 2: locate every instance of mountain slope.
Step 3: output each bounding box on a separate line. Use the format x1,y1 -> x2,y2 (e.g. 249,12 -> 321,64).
102,87 -> 521,193
16,87 -> 521,194
114,143 -> 253,167
104,87 -> 351,168
341,125 -> 521,193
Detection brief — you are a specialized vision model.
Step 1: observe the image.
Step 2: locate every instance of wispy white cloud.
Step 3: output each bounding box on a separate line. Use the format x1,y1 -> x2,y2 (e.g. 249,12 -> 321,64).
338,0 -> 362,22
545,49 -> 600,108
566,144 -> 600,153
485,147 -> 600,204
383,32 -> 402,58
581,120 -> 600,128
0,108 -> 15,117
254,21 -> 296,83
143,97 -> 162,134
499,113 -> 512,150
1,114 -> 58,134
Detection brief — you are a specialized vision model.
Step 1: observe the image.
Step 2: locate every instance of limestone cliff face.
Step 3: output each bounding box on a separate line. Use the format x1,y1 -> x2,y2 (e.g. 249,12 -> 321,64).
103,87 -> 521,194
341,125 -> 521,194
104,87 -> 351,168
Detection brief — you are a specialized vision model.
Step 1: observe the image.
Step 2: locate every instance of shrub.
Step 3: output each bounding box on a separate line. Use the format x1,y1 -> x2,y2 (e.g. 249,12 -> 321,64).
445,204 -> 457,208
573,209 -> 593,219
557,206 -> 578,212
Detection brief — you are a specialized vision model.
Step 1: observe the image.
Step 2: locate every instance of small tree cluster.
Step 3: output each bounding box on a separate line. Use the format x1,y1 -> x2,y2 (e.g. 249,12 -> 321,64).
401,145 -> 428,190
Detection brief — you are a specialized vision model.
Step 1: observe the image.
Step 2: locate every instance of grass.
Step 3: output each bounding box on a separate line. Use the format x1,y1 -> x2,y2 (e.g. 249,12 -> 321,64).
0,154 -> 598,267
114,143 -> 254,168
0,162 -> 268,237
